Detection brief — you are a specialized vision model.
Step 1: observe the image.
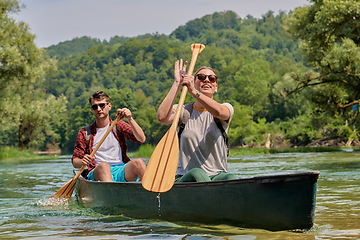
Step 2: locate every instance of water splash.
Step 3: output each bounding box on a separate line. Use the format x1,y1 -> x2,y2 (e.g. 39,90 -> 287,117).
36,196 -> 71,207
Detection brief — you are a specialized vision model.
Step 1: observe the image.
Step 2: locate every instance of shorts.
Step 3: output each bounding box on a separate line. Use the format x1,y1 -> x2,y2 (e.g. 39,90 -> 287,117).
87,163 -> 127,182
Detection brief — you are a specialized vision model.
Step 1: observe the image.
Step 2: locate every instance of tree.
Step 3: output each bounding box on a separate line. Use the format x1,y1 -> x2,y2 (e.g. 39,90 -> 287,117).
283,0 -> 360,128
0,0 -> 65,149
232,60 -> 272,118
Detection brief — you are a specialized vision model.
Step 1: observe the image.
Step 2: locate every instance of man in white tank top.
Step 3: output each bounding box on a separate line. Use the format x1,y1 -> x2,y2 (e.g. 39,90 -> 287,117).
72,91 -> 147,182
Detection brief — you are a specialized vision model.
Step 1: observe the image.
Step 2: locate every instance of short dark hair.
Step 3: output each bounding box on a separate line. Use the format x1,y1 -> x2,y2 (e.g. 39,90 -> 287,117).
89,91 -> 110,104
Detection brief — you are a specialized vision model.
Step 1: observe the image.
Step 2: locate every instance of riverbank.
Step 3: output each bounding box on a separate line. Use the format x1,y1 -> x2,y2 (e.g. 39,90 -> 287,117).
128,144 -> 355,158
1,145 -> 357,161
0,147 -> 60,161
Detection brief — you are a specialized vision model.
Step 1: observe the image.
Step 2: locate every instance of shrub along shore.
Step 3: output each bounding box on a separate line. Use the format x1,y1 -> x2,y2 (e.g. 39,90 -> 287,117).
0,147 -> 59,161
128,144 -> 349,159
0,145 -> 355,161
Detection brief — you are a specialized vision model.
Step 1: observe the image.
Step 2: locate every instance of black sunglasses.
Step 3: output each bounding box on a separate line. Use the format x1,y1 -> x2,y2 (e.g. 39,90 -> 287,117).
196,74 -> 218,83
91,103 -> 109,110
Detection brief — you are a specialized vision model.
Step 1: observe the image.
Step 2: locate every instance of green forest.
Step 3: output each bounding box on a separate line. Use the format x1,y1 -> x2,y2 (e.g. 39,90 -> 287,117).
1,0 -> 360,154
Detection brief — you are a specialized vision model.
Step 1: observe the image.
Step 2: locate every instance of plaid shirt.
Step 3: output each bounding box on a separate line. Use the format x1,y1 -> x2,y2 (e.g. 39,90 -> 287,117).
72,119 -> 141,174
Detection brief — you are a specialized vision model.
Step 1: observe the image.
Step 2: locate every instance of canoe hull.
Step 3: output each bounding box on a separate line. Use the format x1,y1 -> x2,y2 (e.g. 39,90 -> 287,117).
75,171 -> 319,231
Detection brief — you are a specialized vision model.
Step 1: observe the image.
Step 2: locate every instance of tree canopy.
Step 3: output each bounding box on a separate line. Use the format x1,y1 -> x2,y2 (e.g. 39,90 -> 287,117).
283,0 -> 360,144
42,9 -> 313,152
2,0 -> 360,153
0,0 -> 66,150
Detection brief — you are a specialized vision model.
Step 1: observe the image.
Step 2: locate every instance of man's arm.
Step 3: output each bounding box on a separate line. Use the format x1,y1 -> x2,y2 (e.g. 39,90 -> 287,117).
118,108 -> 146,143
128,117 -> 146,143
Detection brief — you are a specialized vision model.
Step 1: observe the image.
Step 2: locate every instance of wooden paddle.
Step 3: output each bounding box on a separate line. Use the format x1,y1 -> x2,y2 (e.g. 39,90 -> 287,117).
142,43 -> 205,193
51,110 -> 122,199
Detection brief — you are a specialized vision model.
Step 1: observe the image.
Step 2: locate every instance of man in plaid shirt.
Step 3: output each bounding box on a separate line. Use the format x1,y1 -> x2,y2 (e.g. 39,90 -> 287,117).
72,91 -> 146,182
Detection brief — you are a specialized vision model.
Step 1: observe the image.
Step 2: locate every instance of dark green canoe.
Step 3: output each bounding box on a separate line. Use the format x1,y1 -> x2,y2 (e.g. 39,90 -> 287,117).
75,171 -> 319,231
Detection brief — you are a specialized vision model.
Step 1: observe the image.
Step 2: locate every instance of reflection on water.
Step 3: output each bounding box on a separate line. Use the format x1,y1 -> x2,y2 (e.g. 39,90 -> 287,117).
0,152 -> 359,239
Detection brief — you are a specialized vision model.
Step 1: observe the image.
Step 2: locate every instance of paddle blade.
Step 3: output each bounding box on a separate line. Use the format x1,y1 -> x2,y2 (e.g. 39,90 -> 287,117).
51,177 -> 77,199
142,127 -> 179,193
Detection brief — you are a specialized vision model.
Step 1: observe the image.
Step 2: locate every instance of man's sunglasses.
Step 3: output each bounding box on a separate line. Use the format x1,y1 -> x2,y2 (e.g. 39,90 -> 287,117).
91,103 -> 109,110
195,74 -> 218,83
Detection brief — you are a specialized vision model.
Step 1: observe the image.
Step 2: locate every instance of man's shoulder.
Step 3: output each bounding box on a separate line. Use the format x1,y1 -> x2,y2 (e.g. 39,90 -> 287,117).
77,122 -> 96,138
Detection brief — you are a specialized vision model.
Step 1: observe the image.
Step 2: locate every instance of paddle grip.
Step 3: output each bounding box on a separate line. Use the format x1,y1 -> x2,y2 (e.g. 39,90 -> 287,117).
172,44 -> 205,128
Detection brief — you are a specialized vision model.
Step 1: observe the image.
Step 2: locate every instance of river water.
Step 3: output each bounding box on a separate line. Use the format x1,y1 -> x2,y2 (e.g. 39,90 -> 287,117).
0,151 -> 359,239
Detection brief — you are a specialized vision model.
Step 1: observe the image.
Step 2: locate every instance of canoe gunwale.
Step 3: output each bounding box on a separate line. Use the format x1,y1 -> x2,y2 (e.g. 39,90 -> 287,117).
76,170 -> 320,187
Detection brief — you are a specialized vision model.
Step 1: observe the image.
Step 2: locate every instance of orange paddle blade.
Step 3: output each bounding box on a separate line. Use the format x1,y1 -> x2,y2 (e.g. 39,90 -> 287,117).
51,177 -> 77,198
142,125 -> 179,193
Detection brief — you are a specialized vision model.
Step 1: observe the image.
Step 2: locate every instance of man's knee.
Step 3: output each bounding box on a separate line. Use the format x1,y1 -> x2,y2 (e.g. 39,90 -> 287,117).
96,162 -> 110,170
94,162 -> 112,181
129,158 -> 146,169
125,158 -> 145,181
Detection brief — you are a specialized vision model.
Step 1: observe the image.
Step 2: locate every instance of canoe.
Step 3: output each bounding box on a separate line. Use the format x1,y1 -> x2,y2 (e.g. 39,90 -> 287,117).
75,171 -> 319,231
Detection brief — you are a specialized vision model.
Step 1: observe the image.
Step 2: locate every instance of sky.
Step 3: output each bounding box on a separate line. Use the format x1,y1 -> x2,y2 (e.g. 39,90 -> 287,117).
12,0 -> 310,48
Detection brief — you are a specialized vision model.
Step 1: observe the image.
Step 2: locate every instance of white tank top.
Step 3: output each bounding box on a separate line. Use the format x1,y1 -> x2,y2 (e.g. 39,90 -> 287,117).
93,124 -> 123,165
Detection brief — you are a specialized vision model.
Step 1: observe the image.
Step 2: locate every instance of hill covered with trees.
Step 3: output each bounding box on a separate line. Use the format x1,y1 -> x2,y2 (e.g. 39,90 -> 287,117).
43,10 -> 312,153
2,0 -> 359,154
